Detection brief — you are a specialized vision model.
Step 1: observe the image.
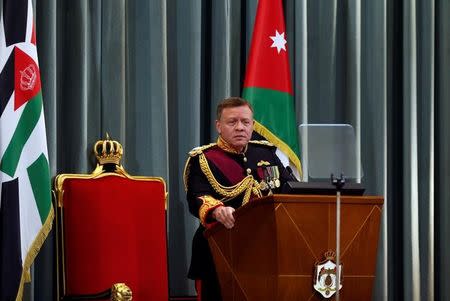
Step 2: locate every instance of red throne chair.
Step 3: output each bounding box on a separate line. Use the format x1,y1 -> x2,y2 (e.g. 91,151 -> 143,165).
54,136 -> 168,301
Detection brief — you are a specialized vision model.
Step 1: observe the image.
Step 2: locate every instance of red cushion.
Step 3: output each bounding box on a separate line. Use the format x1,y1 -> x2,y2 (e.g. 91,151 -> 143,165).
62,175 -> 168,301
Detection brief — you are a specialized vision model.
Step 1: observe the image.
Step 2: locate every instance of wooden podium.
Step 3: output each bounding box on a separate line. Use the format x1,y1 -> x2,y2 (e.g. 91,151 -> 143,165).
204,194 -> 384,301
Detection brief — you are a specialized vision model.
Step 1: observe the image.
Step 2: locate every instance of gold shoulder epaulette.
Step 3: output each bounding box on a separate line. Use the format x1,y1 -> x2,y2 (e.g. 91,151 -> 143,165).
249,140 -> 274,147
188,143 -> 217,157
184,143 -> 217,191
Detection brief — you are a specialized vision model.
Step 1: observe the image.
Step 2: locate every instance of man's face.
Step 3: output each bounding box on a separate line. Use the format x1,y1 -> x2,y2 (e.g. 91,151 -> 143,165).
216,105 -> 254,152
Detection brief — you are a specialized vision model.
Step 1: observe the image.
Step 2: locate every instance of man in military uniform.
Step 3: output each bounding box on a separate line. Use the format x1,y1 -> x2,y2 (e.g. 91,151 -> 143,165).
183,97 -> 294,300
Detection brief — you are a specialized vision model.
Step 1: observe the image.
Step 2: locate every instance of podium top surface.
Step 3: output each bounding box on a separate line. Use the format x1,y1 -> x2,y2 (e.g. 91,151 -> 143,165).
281,181 -> 365,195
204,194 -> 384,238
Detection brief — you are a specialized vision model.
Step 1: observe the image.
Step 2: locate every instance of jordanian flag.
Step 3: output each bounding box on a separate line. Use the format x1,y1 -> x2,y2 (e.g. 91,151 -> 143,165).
0,0 -> 53,300
242,0 -> 302,178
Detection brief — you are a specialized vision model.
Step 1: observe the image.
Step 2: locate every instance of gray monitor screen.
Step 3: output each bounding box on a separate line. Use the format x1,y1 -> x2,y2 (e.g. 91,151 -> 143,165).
299,124 -> 363,181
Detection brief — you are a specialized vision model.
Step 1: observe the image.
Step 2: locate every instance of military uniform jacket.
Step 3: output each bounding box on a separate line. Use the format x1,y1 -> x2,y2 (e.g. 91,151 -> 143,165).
184,137 -> 292,279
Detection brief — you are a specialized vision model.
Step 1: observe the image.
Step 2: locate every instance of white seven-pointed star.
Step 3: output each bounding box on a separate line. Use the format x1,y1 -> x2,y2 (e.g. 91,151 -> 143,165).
270,30 -> 287,54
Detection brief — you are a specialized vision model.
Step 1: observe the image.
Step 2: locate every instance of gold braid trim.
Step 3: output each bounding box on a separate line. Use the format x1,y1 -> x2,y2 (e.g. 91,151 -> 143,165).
217,136 -> 248,154
198,196 -> 224,226
248,139 -> 274,146
198,153 -> 262,205
15,205 -> 54,301
183,143 -> 218,191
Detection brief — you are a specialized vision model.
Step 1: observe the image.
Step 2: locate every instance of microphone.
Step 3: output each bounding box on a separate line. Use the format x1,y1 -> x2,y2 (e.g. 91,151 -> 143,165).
285,166 -> 299,182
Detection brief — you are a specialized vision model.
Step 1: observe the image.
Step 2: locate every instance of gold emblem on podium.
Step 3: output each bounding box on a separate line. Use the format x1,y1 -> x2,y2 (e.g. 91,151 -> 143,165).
313,251 -> 343,298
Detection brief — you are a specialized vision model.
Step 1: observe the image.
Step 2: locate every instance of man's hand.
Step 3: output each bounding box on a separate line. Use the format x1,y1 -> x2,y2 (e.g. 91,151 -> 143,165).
212,206 -> 235,229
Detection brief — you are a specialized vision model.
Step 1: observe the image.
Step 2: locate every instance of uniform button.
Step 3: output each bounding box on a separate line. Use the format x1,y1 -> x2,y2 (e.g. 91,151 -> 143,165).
246,168 -> 252,175
243,157 -> 247,163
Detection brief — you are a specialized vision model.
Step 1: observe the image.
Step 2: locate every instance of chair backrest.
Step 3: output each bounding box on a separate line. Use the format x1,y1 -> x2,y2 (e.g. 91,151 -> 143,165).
54,136 -> 168,301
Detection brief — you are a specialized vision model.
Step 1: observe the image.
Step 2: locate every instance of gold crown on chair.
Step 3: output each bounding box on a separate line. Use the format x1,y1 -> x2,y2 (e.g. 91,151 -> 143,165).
94,134 -> 123,165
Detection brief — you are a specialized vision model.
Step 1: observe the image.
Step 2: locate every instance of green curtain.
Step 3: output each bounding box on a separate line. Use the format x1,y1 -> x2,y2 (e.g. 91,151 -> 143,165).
15,0 -> 449,300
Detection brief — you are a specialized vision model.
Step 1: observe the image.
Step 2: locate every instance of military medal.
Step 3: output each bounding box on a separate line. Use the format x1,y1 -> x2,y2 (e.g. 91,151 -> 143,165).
272,166 -> 280,188
265,166 -> 273,188
257,166 -> 270,191
259,180 -> 269,191
275,178 -> 280,188
257,164 -> 280,191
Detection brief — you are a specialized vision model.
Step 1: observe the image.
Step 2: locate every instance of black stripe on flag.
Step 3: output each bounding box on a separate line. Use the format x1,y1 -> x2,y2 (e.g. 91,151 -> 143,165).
0,49 -> 14,117
2,0 -> 28,46
0,178 -> 22,301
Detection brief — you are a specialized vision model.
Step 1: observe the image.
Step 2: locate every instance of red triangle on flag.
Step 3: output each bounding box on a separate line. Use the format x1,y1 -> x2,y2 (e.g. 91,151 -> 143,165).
243,0 -> 292,94
14,46 -> 41,111
31,22 -> 37,45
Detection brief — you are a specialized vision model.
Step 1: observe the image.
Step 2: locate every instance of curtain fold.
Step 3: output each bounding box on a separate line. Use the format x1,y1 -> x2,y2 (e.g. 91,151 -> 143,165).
402,1 -> 421,300
436,1 -> 450,300
416,1 -> 435,300
17,0 -> 450,299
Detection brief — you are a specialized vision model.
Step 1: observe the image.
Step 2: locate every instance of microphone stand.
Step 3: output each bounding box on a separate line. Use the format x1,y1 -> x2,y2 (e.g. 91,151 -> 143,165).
331,174 -> 345,301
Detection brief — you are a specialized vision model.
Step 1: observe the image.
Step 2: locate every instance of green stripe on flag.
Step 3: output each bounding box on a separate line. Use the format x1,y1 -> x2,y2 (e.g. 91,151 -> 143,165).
27,153 -> 51,223
243,87 -> 299,154
0,92 -> 43,177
